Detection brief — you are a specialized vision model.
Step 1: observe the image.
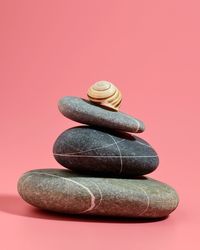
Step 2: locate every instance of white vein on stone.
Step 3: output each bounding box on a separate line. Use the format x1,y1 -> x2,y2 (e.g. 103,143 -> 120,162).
134,119 -> 141,132
131,184 -> 150,216
85,180 -> 103,211
64,139 -> 126,155
62,178 -> 96,213
107,134 -> 123,174
53,154 -> 158,158
24,172 -> 97,214
136,140 -> 152,148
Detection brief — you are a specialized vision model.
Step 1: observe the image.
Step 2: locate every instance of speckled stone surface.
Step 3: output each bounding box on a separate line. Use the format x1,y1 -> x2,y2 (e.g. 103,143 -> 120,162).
17,169 -> 179,218
58,96 -> 145,133
53,126 -> 159,177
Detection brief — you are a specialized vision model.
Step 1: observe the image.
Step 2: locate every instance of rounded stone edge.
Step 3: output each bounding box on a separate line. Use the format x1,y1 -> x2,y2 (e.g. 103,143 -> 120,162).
147,178 -> 180,217
17,172 -> 32,205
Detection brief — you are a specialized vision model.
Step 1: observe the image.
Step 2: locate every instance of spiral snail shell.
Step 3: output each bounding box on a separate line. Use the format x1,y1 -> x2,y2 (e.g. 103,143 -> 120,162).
87,81 -> 122,111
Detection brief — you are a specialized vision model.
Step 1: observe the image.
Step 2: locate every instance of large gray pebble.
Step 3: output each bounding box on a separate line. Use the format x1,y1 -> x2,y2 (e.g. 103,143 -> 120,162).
58,96 -> 145,133
53,126 -> 159,177
17,169 -> 179,218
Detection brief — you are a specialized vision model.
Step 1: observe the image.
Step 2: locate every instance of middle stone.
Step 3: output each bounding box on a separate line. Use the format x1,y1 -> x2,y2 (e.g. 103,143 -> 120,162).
53,126 -> 159,177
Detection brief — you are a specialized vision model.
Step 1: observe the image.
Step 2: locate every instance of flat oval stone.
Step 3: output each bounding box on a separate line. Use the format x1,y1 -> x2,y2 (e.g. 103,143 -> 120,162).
53,126 -> 159,177
17,169 -> 179,218
58,96 -> 145,133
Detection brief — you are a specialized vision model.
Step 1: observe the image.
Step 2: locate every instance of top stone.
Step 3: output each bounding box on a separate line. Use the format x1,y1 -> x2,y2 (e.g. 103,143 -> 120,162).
58,96 -> 145,133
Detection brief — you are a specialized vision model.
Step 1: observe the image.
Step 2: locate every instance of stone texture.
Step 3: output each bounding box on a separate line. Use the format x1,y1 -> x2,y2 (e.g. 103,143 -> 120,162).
58,96 -> 145,133
17,169 -> 179,218
53,126 -> 159,177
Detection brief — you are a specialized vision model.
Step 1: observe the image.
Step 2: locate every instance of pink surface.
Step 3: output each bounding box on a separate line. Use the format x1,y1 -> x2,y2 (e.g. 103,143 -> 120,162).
0,0 -> 199,249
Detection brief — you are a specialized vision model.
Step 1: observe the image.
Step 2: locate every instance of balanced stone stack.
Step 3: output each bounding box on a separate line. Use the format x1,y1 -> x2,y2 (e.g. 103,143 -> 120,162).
18,81 -> 179,219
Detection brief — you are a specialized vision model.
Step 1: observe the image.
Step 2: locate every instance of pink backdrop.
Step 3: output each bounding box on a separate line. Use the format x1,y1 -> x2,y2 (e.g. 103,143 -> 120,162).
0,0 -> 199,249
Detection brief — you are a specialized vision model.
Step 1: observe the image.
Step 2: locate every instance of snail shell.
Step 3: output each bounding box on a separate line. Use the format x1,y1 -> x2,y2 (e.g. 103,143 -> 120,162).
87,81 -> 122,111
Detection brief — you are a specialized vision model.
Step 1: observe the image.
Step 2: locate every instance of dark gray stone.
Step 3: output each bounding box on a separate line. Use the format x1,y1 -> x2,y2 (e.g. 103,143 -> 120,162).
17,169 -> 179,218
58,96 -> 145,133
53,126 -> 159,177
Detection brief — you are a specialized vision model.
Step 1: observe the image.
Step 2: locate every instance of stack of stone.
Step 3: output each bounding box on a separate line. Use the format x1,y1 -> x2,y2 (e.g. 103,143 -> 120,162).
18,81 -> 179,219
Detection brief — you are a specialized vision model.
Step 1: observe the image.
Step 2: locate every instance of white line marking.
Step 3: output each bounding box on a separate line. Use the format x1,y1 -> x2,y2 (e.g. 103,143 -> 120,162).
136,140 -> 152,148
28,172 -> 97,213
107,135 -> 123,174
87,181 -> 103,211
54,154 -> 158,158
133,184 -> 150,216
62,178 -> 96,213
134,119 -> 141,132
65,139 -> 126,155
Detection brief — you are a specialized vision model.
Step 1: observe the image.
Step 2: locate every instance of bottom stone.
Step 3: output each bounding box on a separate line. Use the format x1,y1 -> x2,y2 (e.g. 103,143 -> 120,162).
17,169 -> 179,218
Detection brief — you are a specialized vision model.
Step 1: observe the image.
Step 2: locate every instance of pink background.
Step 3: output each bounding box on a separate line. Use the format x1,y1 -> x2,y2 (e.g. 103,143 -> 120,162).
0,0 -> 199,249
